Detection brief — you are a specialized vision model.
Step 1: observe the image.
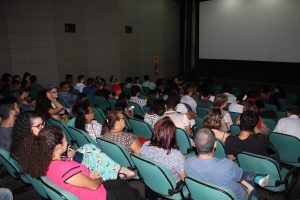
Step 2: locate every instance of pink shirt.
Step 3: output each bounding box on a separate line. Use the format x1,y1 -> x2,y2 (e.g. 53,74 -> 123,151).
47,159 -> 106,200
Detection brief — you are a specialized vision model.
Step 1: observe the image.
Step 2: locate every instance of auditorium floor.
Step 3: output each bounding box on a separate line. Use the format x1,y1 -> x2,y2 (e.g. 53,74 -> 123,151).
1,167 -> 300,200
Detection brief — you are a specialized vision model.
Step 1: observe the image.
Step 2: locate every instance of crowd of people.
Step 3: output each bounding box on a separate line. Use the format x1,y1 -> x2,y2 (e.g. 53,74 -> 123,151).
0,72 -> 299,199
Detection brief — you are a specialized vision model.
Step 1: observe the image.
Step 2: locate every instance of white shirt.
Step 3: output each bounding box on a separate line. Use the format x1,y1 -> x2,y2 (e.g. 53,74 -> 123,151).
74,82 -> 85,93
163,111 -> 190,130
180,95 -> 197,112
129,96 -> 146,108
273,115 -> 300,139
224,92 -> 237,104
228,103 -> 244,114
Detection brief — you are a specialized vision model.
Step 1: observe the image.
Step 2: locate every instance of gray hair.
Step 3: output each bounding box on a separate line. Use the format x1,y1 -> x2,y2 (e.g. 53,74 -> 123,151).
194,128 -> 216,154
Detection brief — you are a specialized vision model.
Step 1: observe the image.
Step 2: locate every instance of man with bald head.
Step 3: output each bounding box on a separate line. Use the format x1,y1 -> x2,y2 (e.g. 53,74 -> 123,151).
184,128 -> 249,200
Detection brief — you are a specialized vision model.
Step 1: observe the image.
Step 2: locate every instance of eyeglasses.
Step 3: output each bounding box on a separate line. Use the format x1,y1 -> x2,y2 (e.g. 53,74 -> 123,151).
31,121 -> 45,129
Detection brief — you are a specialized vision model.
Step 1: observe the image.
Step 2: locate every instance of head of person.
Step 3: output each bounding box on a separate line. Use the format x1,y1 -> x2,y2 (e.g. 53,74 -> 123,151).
239,110 -> 259,132
29,75 -> 37,84
125,77 -> 133,84
1,73 -> 11,83
46,84 -> 59,99
22,72 -> 31,82
0,96 -> 19,121
77,75 -> 85,83
243,101 -> 258,112
11,111 -> 45,157
203,107 -> 222,130
114,93 -> 130,112
17,126 -> 66,177
131,85 -> 141,97
60,81 -> 70,93
214,94 -> 228,109
86,78 -> 94,87
150,117 -> 177,154
75,101 -> 94,131
185,84 -> 197,96
194,128 -> 216,155
101,111 -> 125,134
18,87 -> 29,101
134,77 -> 140,84
286,105 -> 300,117
166,94 -> 180,110
149,98 -> 165,115
65,74 -> 73,83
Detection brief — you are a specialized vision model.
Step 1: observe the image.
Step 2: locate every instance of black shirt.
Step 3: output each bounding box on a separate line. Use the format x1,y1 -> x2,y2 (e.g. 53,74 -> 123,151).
225,133 -> 270,157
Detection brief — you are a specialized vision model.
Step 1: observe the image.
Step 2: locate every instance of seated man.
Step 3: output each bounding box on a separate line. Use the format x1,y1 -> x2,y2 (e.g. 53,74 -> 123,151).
0,97 -> 20,151
185,128 -> 269,200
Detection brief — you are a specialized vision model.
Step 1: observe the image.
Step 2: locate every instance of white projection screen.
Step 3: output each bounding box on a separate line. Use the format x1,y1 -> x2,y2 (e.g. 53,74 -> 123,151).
199,0 -> 300,63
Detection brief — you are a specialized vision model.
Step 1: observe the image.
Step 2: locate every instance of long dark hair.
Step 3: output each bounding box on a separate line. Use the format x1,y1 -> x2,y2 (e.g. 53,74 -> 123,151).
11,111 -> 44,158
150,117 -> 177,154
17,126 -> 64,177
35,90 -> 52,118
74,101 -> 91,131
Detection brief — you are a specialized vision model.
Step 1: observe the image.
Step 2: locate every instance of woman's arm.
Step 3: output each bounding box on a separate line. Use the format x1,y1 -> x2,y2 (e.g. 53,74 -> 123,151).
46,91 -> 64,115
65,172 -> 102,190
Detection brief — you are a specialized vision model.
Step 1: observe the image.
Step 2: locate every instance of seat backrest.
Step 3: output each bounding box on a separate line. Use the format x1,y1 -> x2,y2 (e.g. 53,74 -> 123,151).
262,118 -> 276,131
20,104 -> 33,112
88,96 -> 110,111
229,112 -> 240,124
123,113 -> 132,131
264,103 -> 278,112
40,176 -> 79,200
131,154 -> 177,196
196,106 -> 209,118
128,102 -> 145,117
25,174 -> 48,199
230,124 -> 240,137
269,132 -> 300,165
47,117 -> 75,145
237,152 -> 281,186
128,118 -> 153,139
176,128 -> 193,155
68,126 -> 97,147
108,98 -> 117,108
195,116 -> 204,129
96,138 -> 135,168
185,176 -> 237,200
0,148 -> 31,184
277,98 -> 287,112
215,139 -> 226,159
276,111 -> 286,120
93,107 -> 106,125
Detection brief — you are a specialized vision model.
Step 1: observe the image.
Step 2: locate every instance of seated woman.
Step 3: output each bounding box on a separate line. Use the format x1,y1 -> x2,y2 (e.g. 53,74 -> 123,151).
144,98 -> 165,128
17,126 -> 144,200
214,94 -> 233,132
11,111 -> 135,181
203,107 -> 229,143
74,101 -> 102,140
101,111 -> 141,154
35,86 -> 66,121
140,117 -> 185,183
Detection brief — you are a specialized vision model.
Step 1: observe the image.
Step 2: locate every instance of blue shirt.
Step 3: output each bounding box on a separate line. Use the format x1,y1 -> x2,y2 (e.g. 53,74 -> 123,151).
184,157 -> 248,200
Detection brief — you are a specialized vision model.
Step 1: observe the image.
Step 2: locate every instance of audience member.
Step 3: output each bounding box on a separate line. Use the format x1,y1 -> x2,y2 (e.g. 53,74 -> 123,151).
273,105 -> 300,139
141,117 -> 185,183
101,111 -> 141,154
203,107 -> 229,143
142,75 -> 156,91
129,85 -> 146,108
0,97 -> 20,151
225,111 -> 276,160
180,84 -> 198,112
144,98 -> 165,128
214,94 -> 233,132
17,126 -> 144,200
74,75 -> 86,93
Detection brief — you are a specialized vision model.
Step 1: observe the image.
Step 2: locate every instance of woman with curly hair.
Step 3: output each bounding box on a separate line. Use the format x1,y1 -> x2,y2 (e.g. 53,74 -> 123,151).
203,107 -> 229,143
17,126 -> 144,200
11,110 -> 135,180
10,111 -> 44,158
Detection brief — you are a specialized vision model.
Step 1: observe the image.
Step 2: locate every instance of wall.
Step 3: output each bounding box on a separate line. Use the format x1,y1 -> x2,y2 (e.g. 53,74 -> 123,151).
0,0 -> 180,85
